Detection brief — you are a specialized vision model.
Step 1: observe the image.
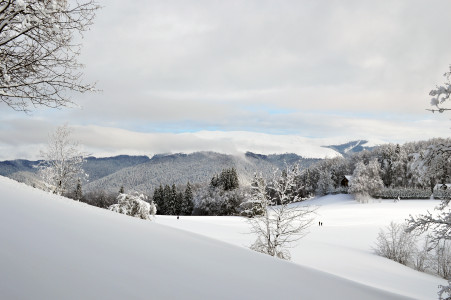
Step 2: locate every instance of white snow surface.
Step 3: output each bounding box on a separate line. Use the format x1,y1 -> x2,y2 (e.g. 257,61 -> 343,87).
158,194 -> 447,300
0,176 -> 445,299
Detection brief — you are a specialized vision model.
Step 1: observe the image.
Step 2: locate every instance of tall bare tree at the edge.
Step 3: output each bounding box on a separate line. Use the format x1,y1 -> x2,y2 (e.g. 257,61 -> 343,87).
407,65 -> 451,300
0,0 -> 100,112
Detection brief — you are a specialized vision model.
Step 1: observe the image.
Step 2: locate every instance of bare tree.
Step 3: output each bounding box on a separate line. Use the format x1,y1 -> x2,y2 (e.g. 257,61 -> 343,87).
248,166 -> 316,260
412,234 -> 433,272
38,124 -> 86,195
432,240 -> 451,280
0,0 -> 100,112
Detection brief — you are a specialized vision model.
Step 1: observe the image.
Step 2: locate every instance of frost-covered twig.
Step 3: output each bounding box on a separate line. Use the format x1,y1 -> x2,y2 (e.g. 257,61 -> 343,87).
429,65 -> 451,113
0,0 -> 100,111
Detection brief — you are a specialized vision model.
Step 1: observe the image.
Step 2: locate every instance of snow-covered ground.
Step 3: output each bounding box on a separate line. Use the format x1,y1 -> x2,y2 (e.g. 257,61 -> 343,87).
158,194 -> 447,300
0,176 -> 445,299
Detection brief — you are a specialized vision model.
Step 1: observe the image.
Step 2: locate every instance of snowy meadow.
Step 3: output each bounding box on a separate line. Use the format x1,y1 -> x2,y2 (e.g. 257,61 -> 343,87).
0,176 -> 446,299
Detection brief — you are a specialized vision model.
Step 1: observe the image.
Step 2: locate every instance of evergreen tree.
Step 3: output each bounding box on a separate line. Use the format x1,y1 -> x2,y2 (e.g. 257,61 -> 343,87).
211,168 -> 240,191
163,184 -> 172,215
392,144 -> 408,187
210,175 -> 220,188
175,192 -> 183,216
229,168 -> 239,190
182,182 -> 194,215
302,168 -> 314,197
74,178 -> 83,201
165,184 -> 177,215
377,143 -> 395,187
119,186 -> 125,194
153,185 -> 166,215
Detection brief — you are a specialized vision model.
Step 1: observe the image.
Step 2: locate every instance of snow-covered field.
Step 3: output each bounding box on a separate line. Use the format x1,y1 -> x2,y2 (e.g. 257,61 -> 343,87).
0,176 -> 446,299
158,195 -> 447,299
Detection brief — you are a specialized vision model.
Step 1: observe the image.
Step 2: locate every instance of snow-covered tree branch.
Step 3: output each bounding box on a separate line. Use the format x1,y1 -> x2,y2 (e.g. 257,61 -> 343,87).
348,159 -> 383,203
0,0 -> 100,112
109,192 -> 156,220
429,65 -> 451,113
240,173 -> 267,217
405,144 -> 451,249
439,279 -> 451,300
406,198 -> 451,247
248,166 -> 317,260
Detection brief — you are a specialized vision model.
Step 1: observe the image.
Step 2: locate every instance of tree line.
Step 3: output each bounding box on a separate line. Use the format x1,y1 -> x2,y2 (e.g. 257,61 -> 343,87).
153,182 -> 194,216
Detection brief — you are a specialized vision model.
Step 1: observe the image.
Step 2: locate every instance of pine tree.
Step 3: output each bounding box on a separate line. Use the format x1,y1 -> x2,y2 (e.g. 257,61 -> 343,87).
119,186 -> 125,194
153,185 -> 166,215
166,184 -> 177,215
210,175 -> 219,188
163,184 -> 172,215
211,168 -> 240,191
392,144 -> 407,187
175,192 -> 183,216
182,182 -> 194,215
303,168 -> 314,197
74,178 -> 83,201
230,167 -> 239,190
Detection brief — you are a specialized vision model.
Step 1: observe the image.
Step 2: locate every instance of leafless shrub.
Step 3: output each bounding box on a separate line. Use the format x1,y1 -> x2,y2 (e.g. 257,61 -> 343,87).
374,221 -> 417,265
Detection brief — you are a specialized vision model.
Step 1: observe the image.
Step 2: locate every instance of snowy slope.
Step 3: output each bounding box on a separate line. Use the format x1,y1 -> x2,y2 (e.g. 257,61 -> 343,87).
0,176 -> 415,300
158,194 -> 447,300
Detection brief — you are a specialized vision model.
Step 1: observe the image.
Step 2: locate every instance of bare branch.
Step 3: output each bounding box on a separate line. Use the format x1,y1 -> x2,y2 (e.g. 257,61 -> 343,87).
247,167 -> 317,260
429,65 -> 451,114
0,0 -> 100,111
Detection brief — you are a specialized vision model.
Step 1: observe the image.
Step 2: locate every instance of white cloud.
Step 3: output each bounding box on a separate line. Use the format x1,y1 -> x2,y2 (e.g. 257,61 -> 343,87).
1,0 -> 451,159
1,114 -> 450,160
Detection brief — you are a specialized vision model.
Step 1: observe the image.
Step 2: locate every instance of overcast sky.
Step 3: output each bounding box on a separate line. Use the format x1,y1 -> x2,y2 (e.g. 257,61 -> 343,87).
1,0 -> 451,160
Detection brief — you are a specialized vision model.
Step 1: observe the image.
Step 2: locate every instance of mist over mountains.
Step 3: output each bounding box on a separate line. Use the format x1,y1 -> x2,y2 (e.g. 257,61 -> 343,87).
0,140 -> 373,194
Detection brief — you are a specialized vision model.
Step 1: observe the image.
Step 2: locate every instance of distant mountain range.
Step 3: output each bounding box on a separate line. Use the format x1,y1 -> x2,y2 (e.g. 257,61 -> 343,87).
0,140 -> 376,194
322,140 -> 374,157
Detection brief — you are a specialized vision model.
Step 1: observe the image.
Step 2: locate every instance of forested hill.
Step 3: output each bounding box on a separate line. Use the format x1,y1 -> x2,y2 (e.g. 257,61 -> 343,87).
83,152 -> 321,195
1,139 -> 384,194
0,152 -> 321,194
